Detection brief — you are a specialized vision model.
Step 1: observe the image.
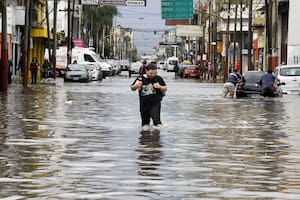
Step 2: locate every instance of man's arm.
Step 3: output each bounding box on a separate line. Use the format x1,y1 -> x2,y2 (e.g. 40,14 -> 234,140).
153,77 -> 167,92
131,79 -> 142,91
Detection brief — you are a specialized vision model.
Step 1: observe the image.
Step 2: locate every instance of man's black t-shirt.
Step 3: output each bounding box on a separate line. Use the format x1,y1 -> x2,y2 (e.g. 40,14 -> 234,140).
136,75 -> 166,104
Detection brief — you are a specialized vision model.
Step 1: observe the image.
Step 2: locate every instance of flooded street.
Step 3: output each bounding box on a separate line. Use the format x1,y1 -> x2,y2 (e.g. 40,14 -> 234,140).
1,70 -> 300,199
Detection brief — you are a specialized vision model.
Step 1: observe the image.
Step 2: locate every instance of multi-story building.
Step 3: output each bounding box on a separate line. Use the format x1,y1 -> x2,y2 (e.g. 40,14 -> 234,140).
113,26 -> 134,60
176,0 -> 290,74
0,0 -> 52,80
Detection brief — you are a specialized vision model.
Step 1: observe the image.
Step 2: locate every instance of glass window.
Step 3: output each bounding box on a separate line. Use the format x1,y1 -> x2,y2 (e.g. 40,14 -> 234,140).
280,67 -> 300,76
84,54 -> 95,62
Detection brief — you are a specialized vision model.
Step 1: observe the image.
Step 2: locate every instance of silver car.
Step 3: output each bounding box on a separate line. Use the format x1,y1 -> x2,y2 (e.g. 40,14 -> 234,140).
64,64 -> 92,82
87,64 -> 102,81
129,61 -> 142,74
275,65 -> 300,94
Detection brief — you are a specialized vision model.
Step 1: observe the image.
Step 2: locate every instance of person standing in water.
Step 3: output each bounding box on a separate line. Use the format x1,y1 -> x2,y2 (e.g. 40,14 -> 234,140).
131,63 -> 167,131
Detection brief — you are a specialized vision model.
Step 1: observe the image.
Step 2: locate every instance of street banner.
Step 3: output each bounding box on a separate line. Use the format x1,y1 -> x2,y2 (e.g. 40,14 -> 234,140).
82,0 -> 146,6
176,25 -> 203,37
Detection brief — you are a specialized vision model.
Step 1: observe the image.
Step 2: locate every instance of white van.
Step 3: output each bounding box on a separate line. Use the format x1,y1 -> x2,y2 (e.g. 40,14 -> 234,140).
166,57 -> 179,72
45,46 -> 112,78
274,64 -> 300,94
72,47 -> 112,78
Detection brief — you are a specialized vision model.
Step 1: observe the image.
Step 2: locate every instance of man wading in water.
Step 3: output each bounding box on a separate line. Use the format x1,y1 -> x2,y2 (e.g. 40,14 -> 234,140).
131,63 -> 167,131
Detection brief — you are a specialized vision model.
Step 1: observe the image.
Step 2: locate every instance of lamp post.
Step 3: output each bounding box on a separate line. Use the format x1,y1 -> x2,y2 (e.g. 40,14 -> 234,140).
0,0 -> 8,91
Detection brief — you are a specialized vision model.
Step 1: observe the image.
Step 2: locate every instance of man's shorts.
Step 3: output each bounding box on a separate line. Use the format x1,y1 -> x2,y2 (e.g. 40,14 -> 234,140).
223,82 -> 235,95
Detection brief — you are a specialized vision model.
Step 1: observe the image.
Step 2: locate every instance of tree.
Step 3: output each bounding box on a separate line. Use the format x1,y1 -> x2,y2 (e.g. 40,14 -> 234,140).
123,35 -> 131,59
81,5 -> 118,55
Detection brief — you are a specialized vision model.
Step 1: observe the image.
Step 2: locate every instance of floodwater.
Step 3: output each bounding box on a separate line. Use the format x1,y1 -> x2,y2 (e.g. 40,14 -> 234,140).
1,70 -> 300,200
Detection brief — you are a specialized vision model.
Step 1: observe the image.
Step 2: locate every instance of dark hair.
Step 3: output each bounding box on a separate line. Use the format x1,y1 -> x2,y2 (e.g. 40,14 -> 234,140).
142,60 -> 147,64
146,64 -> 157,71
267,69 -> 273,73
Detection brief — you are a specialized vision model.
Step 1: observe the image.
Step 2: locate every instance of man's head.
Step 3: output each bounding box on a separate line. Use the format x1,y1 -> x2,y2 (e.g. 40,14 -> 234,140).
142,60 -> 147,65
267,69 -> 273,74
145,64 -> 157,79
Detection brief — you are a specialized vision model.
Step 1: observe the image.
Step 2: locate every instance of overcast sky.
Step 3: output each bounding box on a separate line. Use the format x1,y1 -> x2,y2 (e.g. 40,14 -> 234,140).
115,0 -> 172,55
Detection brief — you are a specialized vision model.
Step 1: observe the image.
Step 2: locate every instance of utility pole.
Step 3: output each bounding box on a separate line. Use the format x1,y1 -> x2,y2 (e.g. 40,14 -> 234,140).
45,0 -> 51,61
225,0 -> 231,81
265,0 -> 271,69
239,0 -> 243,74
0,0 -> 8,92
23,0 -> 30,87
53,0 -> 58,79
233,3 -> 237,67
212,1 -> 218,80
208,0 -> 211,62
270,0 -> 278,69
248,0 -> 253,70
67,0 -> 72,64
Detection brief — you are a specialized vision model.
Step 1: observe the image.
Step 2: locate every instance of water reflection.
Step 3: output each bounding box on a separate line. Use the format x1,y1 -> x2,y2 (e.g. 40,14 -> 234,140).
137,131 -> 162,178
1,75 -> 300,199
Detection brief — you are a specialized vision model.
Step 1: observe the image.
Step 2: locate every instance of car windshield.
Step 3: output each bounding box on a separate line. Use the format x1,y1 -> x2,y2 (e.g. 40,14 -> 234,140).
245,72 -> 265,83
186,65 -> 198,70
120,60 -> 130,65
169,60 -> 178,65
131,62 -> 141,68
67,64 -> 86,71
280,67 -> 300,76
181,64 -> 190,68
92,54 -> 102,62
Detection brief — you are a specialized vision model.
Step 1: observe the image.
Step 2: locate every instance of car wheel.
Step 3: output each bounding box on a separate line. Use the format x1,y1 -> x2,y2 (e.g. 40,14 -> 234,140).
98,74 -> 103,81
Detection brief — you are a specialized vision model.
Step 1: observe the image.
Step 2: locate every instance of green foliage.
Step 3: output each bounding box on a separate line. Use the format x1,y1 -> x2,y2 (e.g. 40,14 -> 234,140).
82,5 -> 118,52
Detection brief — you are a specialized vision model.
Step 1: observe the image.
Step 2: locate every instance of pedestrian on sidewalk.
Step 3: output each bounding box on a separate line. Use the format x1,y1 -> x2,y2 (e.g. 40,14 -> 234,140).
207,61 -> 212,80
139,60 -> 147,75
131,63 -> 167,131
42,59 -> 52,78
30,58 -> 39,84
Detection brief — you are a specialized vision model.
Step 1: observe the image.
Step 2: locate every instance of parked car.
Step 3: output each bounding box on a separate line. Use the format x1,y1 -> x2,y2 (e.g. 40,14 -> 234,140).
64,64 -> 92,82
129,61 -> 142,75
236,71 -> 283,98
274,65 -> 300,94
120,59 -> 130,71
178,61 -> 192,78
87,64 -> 102,81
100,61 -> 113,78
107,59 -> 121,75
182,65 -> 202,78
113,60 -> 121,74
166,57 -> 179,72
158,61 -> 165,69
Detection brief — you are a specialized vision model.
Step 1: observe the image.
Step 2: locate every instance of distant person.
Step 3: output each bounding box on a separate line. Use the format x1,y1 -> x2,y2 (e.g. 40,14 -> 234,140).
207,61 -> 212,80
8,59 -> 13,84
174,63 -> 179,78
42,59 -> 52,78
18,53 -> 24,75
131,64 -> 167,131
259,69 -> 276,97
222,69 -> 242,98
139,60 -> 147,75
73,60 -> 77,64
235,62 -> 241,72
30,58 -> 39,84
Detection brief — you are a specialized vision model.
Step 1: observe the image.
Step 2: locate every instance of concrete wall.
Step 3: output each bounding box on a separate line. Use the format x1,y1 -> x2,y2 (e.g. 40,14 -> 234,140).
288,0 -> 300,64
